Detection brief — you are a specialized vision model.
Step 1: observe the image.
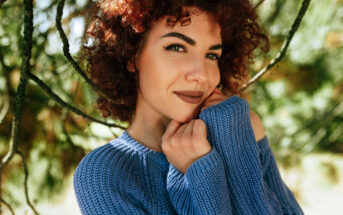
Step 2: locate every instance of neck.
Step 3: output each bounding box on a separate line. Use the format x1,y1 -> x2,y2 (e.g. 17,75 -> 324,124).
127,97 -> 170,152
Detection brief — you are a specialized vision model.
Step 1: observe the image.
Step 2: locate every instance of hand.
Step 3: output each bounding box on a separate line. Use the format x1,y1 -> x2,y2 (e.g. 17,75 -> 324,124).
201,88 -> 229,111
162,119 -> 211,174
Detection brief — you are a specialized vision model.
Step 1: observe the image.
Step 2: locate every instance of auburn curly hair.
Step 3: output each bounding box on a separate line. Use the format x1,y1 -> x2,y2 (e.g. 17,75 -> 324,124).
81,0 -> 269,125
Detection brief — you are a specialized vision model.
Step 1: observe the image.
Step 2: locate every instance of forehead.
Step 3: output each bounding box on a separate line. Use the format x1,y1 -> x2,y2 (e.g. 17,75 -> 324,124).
146,10 -> 222,42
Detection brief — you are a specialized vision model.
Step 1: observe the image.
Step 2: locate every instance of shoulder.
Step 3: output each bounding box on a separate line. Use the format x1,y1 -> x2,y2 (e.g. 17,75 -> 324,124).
75,142 -> 120,170
74,139 -> 136,177
73,140 -> 142,214
74,143 -> 119,186
73,139 -> 137,191
249,110 -> 266,142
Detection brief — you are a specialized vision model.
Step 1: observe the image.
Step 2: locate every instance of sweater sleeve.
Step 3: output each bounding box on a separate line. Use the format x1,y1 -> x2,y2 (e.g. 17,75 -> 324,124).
73,144 -> 149,215
257,137 -> 304,214
197,95 -> 274,214
196,95 -> 303,214
167,146 -> 233,215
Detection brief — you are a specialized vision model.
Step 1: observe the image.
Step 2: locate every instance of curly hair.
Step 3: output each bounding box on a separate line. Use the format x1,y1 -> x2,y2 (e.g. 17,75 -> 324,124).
81,0 -> 269,125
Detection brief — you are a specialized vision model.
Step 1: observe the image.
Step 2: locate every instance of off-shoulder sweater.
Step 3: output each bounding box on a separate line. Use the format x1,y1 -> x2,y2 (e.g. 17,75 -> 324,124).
73,96 -> 304,215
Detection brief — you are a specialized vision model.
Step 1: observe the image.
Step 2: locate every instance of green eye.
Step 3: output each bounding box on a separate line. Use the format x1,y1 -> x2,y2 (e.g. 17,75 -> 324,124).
206,53 -> 220,61
164,44 -> 220,61
164,44 -> 186,52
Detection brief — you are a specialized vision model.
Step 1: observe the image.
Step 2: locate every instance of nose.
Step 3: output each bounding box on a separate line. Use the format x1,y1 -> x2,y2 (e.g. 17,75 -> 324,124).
185,57 -> 208,83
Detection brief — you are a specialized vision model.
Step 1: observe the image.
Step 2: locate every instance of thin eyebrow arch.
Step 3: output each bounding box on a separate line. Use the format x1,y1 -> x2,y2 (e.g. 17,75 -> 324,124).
161,32 -> 222,50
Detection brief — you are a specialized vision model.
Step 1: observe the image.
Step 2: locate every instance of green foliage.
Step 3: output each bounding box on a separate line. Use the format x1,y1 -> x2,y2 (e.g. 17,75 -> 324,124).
0,0 -> 91,209
0,0 -> 342,211
251,0 -> 343,164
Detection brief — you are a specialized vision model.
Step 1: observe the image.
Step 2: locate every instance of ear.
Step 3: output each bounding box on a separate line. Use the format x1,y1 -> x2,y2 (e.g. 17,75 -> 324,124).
127,60 -> 135,73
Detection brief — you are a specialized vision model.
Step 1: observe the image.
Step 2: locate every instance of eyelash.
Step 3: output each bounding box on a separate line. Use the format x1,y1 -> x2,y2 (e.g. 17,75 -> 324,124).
164,44 -> 220,61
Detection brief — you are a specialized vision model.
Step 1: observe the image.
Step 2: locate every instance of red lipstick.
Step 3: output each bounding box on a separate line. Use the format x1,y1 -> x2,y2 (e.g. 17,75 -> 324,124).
173,91 -> 204,104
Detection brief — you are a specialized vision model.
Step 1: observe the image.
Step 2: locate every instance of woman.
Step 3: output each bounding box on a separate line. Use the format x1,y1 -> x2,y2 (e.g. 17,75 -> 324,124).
73,0 -> 304,214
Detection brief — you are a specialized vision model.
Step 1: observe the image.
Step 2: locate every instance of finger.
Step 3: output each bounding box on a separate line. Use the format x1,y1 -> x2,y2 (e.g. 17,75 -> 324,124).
203,94 -> 217,105
162,120 -> 180,140
201,103 -> 215,111
213,88 -> 223,95
193,120 -> 207,138
183,120 -> 196,136
206,91 -> 225,100
176,122 -> 187,135
207,88 -> 222,98
203,94 -> 226,106
208,97 -> 227,104
207,100 -> 224,107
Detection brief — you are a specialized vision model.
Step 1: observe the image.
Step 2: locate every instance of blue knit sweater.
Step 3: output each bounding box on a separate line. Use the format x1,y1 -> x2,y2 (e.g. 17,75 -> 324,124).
73,96 -> 303,214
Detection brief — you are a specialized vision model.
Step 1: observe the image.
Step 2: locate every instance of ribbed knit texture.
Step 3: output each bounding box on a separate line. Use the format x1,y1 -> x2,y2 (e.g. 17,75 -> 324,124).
73,95 -> 304,215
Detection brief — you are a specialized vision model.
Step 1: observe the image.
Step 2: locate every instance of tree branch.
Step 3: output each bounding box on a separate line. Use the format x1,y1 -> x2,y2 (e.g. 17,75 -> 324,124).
0,47 -> 10,124
27,72 -> 126,129
241,0 -> 312,91
1,0 -> 33,167
0,0 -> 7,8
254,0 -> 265,9
0,50 -> 10,122
0,47 -> 15,98
293,96 -> 343,144
0,197 -> 15,215
55,0 -> 123,105
16,151 -> 39,215
61,109 -> 86,151
0,90 -> 9,124
265,0 -> 285,25
61,1 -> 93,25
0,0 -> 36,214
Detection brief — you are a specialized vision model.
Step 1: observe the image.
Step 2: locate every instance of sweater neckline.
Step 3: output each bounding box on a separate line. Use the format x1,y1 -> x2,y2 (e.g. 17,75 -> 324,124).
120,130 -> 170,167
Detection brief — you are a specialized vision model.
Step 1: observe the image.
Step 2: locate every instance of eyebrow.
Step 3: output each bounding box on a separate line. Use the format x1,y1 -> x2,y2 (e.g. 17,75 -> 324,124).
161,32 -> 222,50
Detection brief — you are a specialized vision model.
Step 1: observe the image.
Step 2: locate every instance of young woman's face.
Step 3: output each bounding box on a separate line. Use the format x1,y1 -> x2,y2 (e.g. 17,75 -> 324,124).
133,9 -> 222,123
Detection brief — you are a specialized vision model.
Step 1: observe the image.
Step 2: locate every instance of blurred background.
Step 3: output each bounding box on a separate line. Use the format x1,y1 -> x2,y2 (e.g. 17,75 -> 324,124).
0,0 -> 342,214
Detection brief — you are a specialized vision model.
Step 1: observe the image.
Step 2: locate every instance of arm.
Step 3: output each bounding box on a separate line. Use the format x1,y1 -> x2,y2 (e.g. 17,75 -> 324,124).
199,95 -> 282,214
250,110 -> 266,142
257,137 -> 304,214
199,95 -> 303,214
165,100 -> 266,214
167,147 -> 233,215
251,109 -> 303,214
73,144 -> 149,215
167,96 -> 267,214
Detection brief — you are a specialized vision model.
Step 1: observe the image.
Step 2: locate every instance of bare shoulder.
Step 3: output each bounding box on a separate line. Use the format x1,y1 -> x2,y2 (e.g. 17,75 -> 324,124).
249,110 -> 266,142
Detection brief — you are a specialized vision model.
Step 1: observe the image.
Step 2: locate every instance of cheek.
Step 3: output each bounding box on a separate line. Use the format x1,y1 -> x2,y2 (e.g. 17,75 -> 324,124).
211,67 -> 221,88
138,61 -> 176,97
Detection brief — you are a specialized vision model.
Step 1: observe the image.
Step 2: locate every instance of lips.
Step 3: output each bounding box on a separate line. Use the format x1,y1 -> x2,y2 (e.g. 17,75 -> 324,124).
173,91 -> 204,104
